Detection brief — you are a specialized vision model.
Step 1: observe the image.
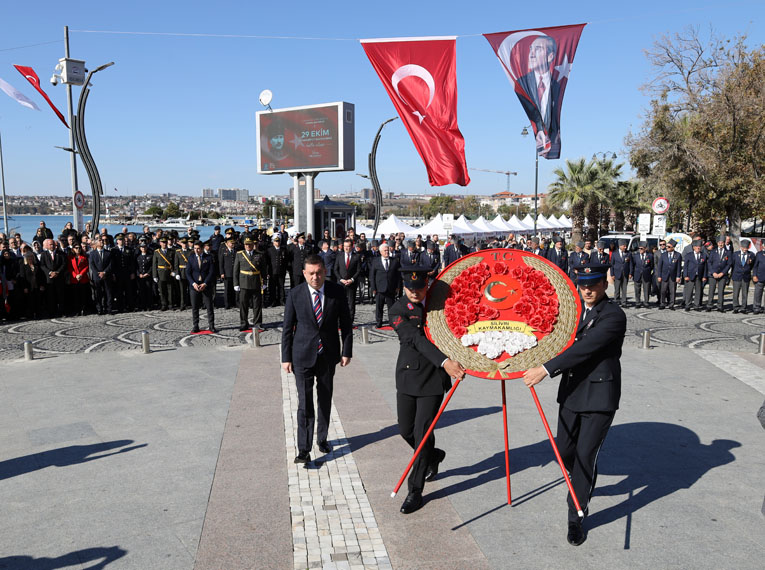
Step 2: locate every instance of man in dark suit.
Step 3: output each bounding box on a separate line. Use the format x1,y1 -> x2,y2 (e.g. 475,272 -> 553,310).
630,241 -> 653,308
281,254 -> 353,463
442,235 -> 469,268
683,240 -> 707,311
568,241 -> 589,281
333,239 -> 361,322
390,264 -> 466,514
185,240 -> 217,333
523,263 -> 626,546
610,240 -> 632,307
731,239 -> 755,313
399,240 -> 420,266
706,236 -> 732,312
657,238 -> 682,310
39,238 -> 67,317
219,236 -> 238,309
288,233 -> 312,289
88,237 -> 114,315
752,241 -> 765,314
318,240 -> 337,282
546,237 -> 568,273
266,234 -> 288,306
369,243 -> 401,328
421,241 -> 440,281
526,237 -> 545,257
112,234 -> 137,312
516,35 -> 562,158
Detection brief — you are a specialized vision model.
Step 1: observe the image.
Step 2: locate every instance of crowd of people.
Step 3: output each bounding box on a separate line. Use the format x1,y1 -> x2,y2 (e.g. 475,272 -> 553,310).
1,220 -> 763,330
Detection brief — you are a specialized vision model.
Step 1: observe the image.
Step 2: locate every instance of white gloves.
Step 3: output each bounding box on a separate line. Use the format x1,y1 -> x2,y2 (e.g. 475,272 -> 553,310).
234,285 -> 241,292
153,278 -> 158,283
175,274 -> 181,280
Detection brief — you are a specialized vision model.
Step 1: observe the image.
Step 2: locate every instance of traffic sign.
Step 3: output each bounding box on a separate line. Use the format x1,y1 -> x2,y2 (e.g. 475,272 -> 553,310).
74,191 -> 85,209
652,215 -> 667,237
652,197 -> 669,214
638,213 -> 651,234
443,213 -> 454,231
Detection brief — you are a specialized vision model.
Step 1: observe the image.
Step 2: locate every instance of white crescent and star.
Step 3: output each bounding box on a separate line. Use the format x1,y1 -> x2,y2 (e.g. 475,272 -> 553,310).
484,281 -> 509,303
497,30 -> 545,82
391,64 -> 435,123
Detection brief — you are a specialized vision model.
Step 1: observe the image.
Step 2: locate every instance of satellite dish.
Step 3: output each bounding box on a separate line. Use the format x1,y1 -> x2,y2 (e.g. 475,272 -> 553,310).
259,89 -> 273,107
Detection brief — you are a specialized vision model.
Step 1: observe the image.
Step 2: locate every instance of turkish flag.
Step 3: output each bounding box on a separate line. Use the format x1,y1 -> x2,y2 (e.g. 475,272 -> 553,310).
13,65 -> 69,128
361,37 -> 470,187
484,24 -> 585,160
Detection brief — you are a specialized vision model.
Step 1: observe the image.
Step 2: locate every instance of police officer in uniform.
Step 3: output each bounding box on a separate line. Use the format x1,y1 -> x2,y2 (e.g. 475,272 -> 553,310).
219,236 -> 238,309
135,240 -> 154,310
390,264 -> 466,514
174,237 -> 192,311
266,234 -> 288,306
523,263 -> 626,546
234,237 -> 267,331
152,236 -> 175,310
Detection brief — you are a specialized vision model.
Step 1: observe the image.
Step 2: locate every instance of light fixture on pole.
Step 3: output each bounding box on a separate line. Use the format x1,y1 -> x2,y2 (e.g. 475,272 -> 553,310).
521,126 -> 539,236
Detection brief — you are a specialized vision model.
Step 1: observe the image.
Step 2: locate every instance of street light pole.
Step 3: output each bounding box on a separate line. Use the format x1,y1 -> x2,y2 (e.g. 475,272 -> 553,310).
64,26 -> 80,232
0,129 -> 8,236
521,126 -> 539,236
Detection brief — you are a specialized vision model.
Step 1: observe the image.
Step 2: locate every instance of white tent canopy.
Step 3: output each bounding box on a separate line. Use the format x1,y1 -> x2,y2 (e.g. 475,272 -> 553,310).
557,214 -> 572,228
352,222 -> 375,236
377,214 -> 418,238
535,214 -> 556,230
451,215 -> 481,238
473,215 -> 504,236
519,214 -> 537,231
491,215 -> 513,232
416,214 -> 448,239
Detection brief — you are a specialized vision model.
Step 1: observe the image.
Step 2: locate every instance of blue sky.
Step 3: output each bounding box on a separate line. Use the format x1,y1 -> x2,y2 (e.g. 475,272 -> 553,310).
0,0 -> 762,199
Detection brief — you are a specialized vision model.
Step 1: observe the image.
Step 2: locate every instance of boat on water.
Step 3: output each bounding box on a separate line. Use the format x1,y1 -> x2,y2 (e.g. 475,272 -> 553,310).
148,217 -> 202,231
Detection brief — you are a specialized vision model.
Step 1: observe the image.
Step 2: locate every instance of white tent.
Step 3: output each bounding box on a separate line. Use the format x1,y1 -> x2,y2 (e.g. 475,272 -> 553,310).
557,214 -> 573,228
473,215 -> 504,236
452,215 -> 483,238
351,221 -> 375,236
417,214 -> 449,239
491,215 -> 513,232
377,214 -> 418,238
519,214 -> 537,231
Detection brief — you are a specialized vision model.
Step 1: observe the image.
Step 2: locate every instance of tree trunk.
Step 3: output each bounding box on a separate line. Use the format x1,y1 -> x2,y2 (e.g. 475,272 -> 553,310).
614,210 -> 626,231
571,202 -> 585,244
727,204 -> 742,246
586,202 -> 600,242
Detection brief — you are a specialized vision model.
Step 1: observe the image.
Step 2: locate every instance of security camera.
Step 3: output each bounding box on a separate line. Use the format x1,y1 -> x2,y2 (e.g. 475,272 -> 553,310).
50,75 -> 59,86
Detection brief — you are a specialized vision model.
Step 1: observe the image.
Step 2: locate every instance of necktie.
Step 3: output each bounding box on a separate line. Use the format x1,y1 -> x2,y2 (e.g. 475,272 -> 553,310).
719,249 -> 723,258
383,258 -> 388,271
742,253 -> 746,266
537,76 -> 545,104
582,307 -> 590,322
346,254 -> 350,269
313,291 -> 324,354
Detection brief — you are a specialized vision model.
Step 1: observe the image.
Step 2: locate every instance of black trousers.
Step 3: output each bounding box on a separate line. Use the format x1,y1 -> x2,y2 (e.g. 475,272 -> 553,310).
343,284 -> 357,322
397,392 -> 443,493
92,278 -> 114,313
222,277 -> 236,309
293,353 -> 336,453
268,274 -> 285,306
239,287 -> 262,327
557,406 -> 615,522
190,285 -> 214,329
137,277 -> 153,309
177,278 -> 190,309
114,275 -> 136,311
375,291 -> 395,326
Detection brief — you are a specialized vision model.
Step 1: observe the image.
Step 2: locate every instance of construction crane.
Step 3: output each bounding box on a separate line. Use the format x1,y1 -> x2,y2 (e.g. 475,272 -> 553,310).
469,168 -> 518,192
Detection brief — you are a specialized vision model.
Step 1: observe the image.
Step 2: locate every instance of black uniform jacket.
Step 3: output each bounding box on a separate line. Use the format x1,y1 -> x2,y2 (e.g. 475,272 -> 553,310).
390,297 -> 451,397
544,295 -> 626,413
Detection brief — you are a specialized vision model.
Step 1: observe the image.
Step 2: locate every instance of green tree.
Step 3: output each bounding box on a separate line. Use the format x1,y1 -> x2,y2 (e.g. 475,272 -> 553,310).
455,196 -> 482,219
144,206 -> 163,218
547,158 -> 606,244
627,28 -> 765,238
591,158 -> 624,237
422,195 -> 455,218
163,202 -> 182,218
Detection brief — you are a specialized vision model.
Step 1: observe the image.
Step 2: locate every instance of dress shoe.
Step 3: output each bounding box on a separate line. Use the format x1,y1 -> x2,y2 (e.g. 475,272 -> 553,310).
567,521 -> 586,546
706,307 -> 712,312
669,306 -> 676,311
718,308 -> 725,313
425,448 -> 446,482
294,451 -> 311,463
400,491 -> 423,514
209,327 -> 218,333
191,326 -> 200,333
684,307 -> 691,312
658,306 -> 665,310
733,308 -> 740,314
318,440 -> 332,454
742,309 -> 749,314
239,325 -> 250,332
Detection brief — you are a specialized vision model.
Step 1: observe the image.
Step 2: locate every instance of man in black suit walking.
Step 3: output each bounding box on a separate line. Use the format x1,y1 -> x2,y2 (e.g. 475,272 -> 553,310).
369,243 -> 401,328
333,238 -> 361,322
282,254 -> 353,463
523,263 -> 626,546
185,240 -> 217,333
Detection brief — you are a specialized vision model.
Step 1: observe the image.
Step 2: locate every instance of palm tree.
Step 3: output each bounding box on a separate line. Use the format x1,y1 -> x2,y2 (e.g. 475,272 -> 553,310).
547,158 -> 606,244
612,179 -> 643,230
590,159 -> 624,239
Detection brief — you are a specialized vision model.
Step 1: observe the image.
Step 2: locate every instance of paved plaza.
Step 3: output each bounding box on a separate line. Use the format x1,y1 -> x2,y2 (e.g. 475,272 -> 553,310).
0,289 -> 764,569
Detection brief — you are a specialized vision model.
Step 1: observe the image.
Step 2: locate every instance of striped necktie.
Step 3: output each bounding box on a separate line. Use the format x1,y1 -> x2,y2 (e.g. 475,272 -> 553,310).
313,291 -> 324,354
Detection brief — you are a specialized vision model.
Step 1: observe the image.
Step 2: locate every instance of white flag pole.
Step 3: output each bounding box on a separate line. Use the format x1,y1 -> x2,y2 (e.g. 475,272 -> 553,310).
0,128 -> 9,236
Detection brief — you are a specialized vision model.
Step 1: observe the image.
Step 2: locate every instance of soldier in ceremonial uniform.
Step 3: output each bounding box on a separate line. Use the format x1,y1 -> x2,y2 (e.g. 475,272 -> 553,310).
185,240 -> 217,333
234,237 -> 267,331
523,263 -> 626,546
390,264 -> 466,514
112,234 -> 137,312
219,236 -> 238,309
135,241 -> 154,310
174,237 -> 192,311
152,236 -> 175,310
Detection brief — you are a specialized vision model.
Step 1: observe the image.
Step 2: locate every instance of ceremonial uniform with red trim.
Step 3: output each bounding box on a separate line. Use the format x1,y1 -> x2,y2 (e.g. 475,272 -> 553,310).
390,296 -> 451,494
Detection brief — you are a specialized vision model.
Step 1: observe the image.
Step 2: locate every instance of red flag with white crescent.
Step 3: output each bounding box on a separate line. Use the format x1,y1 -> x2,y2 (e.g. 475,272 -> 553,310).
13,65 -> 69,128
484,24 -> 585,160
361,37 -> 470,187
